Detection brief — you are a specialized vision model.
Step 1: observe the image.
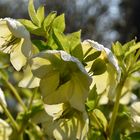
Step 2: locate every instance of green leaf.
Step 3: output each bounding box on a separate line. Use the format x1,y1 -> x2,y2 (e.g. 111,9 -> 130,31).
90,58 -> 107,75
28,0 -> 39,26
124,51 -> 135,72
36,5 -> 45,24
52,29 -> 69,52
130,61 -> 140,74
32,40 -> 49,51
85,100 -> 96,111
123,39 -> 136,53
125,42 -> 140,57
19,19 -> 46,37
47,32 -> 58,50
43,11 -> 57,31
30,27 -> 46,36
52,14 -> 65,32
67,30 -> 81,49
66,30 -> 83,61
19,19 -> 38,31
112,41 -> 124,57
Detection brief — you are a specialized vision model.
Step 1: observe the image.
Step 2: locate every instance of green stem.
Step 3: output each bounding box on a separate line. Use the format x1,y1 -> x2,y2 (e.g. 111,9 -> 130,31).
0,99 -> 19,130
28,88 -> 37,110
5,80 -> 27,111
18,88 -> 38,136
108,77 -> 126,138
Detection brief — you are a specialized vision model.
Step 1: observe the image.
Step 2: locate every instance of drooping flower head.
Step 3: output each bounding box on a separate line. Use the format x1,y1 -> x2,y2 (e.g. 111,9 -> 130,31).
30,50 -> 92,112
82,40 -> 121,100
32,103 -> 89,140
0,18 -> 32,71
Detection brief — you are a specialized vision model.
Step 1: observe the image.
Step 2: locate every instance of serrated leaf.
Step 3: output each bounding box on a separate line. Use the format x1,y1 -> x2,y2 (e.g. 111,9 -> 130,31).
36,5 -> 45,24
52,14 -> 65,32
90,58 -> 107,75
28,0 -> 39,26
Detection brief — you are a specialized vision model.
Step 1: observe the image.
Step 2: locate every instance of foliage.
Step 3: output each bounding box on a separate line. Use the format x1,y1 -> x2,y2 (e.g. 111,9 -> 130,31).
0,0 -> 140,140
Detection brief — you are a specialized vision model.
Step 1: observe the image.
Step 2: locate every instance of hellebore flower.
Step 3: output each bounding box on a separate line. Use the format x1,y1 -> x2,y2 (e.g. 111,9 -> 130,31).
0,18 -> 32,71
18,65 -> 40,88
0,88 -> 7,113
0,119 -> 12,140
30,50 -> 92,112
130,102 -> 140,129
33,103 -> 89,140
82,40 -> 121,100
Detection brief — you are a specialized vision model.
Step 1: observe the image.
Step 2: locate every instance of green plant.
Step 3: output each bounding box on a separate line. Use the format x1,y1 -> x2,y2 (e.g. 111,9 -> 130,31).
0,1 -> 140,140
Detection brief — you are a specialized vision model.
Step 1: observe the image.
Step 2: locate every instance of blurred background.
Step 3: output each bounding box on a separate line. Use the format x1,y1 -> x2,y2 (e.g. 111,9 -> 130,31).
0,0 -> 140,47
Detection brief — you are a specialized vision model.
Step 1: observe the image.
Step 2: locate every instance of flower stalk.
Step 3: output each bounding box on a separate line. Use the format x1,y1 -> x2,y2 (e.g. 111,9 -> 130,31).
108,76 -> 127,138
0,71 -> 27,111
0,98 -> 19,130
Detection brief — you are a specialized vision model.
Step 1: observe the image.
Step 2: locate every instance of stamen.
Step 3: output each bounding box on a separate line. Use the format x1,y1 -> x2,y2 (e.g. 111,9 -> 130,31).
0,35 -> 21,53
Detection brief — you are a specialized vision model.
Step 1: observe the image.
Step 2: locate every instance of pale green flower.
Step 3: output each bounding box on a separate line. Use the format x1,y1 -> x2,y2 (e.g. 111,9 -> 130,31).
82,40 -> 121,100
130,102 -> 140,129
18,65 -> 40,88
0,88 -> 7,113
0,18 -> 32,71
30,50 -> 92,112
33,103 -> 89,140
0,119 -> 12,140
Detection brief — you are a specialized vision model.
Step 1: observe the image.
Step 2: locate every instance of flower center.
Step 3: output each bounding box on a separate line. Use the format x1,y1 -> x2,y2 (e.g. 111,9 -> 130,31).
0,35 -> 21,53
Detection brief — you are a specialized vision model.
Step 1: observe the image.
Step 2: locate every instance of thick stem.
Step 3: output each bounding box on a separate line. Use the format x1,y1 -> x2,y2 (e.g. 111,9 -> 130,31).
108,77 -> 126,138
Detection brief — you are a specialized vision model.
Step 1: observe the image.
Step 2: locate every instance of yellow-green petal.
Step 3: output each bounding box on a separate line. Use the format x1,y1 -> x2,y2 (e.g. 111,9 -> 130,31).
18,65 -> 40,88
10,39 -> 27,71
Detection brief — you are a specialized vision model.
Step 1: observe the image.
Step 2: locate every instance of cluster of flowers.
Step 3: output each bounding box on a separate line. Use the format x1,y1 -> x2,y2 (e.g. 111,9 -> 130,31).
0,18 -> 120,139
0,15 -> 140,139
